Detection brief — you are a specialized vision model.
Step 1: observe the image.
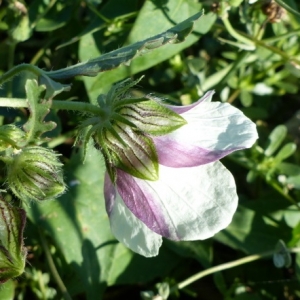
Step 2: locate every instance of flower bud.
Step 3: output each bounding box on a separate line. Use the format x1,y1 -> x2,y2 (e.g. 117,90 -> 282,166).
0,124 -> 26,151
0,195 -> 27,282
6,147 -> 65,202
80,78 -> 186,183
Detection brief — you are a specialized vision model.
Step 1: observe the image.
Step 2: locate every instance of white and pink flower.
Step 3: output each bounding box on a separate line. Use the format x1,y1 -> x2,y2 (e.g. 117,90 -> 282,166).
103,91 -> 258,257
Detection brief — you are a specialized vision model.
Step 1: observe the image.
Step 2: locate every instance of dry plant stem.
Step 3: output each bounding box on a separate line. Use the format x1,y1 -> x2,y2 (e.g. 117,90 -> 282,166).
39,229 -> 73,300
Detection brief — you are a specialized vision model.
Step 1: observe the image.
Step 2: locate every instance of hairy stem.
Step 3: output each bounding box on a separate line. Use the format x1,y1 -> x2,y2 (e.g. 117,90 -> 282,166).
0,64 -> 42,86
222,17 -> 255,49
0,98 -> 107,117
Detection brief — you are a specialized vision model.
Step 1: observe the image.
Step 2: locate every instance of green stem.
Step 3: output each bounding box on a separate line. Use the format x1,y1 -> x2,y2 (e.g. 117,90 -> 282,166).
274,0 -> 300,18
37,270 -> 47,300
222,17 -> 255,49
85,1 -> 111,23
39,229 -> 73,300
213,23 -> 300,65
53,100 -> 106,116
47,130 -> 77,148
0,64 -> 42,86
267,179 -> 300,209
7,41 -> 17,97
263,28 -> 300,43
0,98 -> 107,117
227,89 -> 240,104
155,247 -> 300,299
177,250 -> 274,291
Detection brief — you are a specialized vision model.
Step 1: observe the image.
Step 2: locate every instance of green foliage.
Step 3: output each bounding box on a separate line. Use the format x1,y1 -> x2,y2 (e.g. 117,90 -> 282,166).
1,0 -> 300,299
0,196 -> 26,283
23,79 -> 56,143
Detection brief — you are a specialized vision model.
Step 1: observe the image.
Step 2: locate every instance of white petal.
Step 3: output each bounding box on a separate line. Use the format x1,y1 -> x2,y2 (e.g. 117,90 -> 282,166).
177,100 -> 258,150
104,174 -> 162,257
117,161 -> 238,241
154,98 -> 258,167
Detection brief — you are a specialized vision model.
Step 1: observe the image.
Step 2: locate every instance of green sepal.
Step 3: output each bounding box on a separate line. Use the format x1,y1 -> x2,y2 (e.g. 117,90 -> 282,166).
110,113 -> 138,129
112,97 -> 149,109
106,77 -> 144,106
97,122 -> 159,181
99,140 -> 117,184
0,195 -> 27,283
116,100 -> 187,136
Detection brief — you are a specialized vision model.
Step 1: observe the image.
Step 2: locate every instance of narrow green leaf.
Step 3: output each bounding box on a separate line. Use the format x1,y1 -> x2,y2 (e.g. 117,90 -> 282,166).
240,90 -> 253,107
277,162 -> 300,176
45,11 -> 204,80
274,142 -> 297,163
286,175 -> 300,189
80,1 -> 216,101
264,125 -> 287,156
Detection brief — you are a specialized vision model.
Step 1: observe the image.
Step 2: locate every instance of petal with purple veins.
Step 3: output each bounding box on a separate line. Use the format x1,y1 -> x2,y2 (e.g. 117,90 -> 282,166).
104,173 -> 162,257
115,161 -> 238,243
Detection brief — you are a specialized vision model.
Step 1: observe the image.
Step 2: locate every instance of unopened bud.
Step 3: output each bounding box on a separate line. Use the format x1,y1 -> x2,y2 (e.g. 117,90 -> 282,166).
82,78 -> 186,183
0,195 -> 27,282
0,125 -> 26,151
7,147 -> 65,202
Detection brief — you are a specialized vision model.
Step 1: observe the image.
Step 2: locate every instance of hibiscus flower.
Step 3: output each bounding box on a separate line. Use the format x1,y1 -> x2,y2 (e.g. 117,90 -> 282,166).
102,90 -> 258,257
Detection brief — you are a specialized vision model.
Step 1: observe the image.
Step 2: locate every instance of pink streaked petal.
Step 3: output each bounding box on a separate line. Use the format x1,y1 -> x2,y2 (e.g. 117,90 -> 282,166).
114,170 -> 175,239
154,135 -> 232,167
154,100 -> 258,167
115,161 -> 238,242
104,173 -> 162,257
